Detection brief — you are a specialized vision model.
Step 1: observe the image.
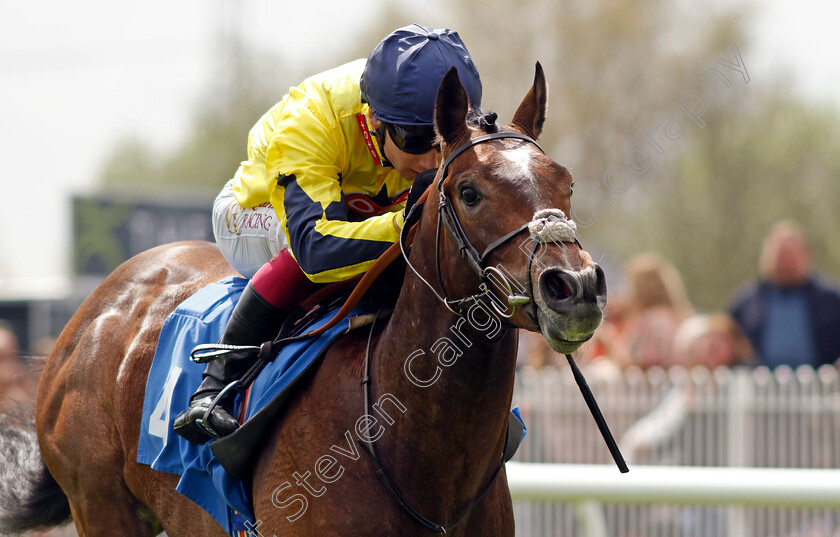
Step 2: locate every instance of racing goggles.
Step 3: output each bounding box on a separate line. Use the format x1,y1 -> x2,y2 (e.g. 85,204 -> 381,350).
384,122 -> 440,154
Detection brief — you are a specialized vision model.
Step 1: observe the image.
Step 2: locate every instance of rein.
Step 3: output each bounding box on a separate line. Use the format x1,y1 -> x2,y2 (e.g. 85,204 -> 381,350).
357,308 -> 507,534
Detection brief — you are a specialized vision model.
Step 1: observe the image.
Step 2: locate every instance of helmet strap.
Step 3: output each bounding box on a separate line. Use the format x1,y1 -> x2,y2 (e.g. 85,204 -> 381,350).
357,111 -> 393,168
371,122 -> 393,168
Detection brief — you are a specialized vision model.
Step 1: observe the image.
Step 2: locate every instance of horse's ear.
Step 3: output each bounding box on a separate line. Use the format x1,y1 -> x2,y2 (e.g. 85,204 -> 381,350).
511,62 -> 548,139
435,67 -> 471,146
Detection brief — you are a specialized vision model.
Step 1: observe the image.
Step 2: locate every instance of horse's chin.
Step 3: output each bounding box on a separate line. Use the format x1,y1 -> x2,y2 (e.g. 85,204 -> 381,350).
541,331 -> 593,353
536,308 -> 598,353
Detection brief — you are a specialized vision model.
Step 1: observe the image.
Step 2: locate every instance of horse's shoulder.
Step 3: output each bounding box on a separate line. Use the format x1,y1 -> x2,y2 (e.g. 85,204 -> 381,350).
314,320 -> 384,393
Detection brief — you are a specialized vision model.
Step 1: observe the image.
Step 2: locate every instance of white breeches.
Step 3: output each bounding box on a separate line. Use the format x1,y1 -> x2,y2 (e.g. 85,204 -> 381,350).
212,179 -> 287,278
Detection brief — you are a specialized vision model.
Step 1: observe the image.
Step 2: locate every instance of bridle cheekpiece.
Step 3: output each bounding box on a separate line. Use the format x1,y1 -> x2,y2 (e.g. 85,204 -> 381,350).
401,131 -> 579,321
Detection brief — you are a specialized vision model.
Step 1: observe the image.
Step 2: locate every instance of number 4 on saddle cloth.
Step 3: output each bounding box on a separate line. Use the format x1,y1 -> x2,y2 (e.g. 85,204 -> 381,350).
136,276 -> 526,536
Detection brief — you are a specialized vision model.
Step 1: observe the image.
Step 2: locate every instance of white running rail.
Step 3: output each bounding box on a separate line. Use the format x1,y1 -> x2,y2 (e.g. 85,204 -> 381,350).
507,462 -> 840,508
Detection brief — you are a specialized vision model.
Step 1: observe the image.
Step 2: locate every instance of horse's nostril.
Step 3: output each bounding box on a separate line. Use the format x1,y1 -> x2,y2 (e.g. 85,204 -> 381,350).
540,269 -> 578,307
546,272 -> 573,301
594,264 -> 608,302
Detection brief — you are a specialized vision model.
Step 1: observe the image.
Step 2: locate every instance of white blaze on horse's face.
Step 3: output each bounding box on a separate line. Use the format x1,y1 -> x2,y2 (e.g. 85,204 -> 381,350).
491,142 -> 537,186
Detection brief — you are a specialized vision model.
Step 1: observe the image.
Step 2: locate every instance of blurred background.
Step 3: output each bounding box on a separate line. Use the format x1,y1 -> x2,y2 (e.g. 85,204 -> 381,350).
2,0 -> 839,348
2,0 -> 839,536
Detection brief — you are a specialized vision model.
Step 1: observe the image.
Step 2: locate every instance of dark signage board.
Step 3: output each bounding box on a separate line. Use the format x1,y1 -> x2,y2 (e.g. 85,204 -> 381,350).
72,194 -> 214,276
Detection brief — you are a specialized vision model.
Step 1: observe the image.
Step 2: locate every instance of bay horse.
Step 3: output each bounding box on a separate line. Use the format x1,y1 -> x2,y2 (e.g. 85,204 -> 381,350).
0,64 -> 606,536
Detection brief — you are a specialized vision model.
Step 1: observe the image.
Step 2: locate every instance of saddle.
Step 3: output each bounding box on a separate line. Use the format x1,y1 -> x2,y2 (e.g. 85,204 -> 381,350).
137,276 -> 379,531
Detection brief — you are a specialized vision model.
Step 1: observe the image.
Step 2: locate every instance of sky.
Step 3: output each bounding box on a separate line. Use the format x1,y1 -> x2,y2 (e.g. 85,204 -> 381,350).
0,0 -> 838,298
744,0 -> 840,104
0,0 -> 377,297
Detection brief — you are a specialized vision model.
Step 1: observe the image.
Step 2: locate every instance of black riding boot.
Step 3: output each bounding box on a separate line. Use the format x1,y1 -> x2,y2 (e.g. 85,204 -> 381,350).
173,281 -> 287,443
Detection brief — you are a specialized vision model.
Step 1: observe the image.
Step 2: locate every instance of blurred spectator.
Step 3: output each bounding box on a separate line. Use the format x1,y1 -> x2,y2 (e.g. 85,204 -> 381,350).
598,253 -> 693,369
672,313 -> 754,369
0,320 -> 33,406
577,295 -> 629,381
620,312 -> 753,468
729,219 -> 840,368
581,295 -> 629,361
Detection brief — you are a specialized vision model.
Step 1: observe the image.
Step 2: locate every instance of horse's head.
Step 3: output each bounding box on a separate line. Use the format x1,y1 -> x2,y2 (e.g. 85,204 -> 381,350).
415,63 -> 606,353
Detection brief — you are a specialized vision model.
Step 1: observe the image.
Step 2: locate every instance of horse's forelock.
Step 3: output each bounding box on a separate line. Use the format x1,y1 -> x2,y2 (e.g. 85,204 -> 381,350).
466,107 -> 499,134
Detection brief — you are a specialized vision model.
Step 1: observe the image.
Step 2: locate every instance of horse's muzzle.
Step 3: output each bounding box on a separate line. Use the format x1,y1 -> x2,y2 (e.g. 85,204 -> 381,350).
538,264 -> 607,312
535,264 -> 607,351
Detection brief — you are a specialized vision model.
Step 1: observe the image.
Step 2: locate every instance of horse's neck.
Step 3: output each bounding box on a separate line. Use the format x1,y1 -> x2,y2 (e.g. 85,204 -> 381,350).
370,271 -> 518,516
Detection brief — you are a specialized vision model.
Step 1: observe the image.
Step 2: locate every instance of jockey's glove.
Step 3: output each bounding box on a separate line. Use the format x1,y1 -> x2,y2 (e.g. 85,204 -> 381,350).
403,168 -> 437,228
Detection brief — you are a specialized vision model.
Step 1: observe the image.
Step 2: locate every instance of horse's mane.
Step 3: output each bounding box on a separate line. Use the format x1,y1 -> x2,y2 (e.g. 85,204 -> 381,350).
358,254 -> 405,313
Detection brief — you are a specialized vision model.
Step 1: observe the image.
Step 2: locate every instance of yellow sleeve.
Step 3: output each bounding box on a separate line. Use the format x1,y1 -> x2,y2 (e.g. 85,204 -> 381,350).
231,107 -> 278,207
266,85 -> 404,283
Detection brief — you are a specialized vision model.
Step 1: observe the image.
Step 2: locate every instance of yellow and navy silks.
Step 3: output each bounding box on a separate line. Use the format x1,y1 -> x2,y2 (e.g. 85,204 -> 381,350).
231,59 -> 412,283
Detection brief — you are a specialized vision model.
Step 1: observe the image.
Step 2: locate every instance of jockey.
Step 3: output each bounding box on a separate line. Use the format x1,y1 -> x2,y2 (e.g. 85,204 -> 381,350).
174,24 -> 483,443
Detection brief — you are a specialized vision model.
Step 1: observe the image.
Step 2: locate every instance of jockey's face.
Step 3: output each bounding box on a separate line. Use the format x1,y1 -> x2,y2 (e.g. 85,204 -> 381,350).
368,114 -> 440,181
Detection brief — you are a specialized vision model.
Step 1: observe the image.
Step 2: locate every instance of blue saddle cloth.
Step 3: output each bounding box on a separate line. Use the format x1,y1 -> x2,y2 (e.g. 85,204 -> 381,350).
136,276 -> 362,535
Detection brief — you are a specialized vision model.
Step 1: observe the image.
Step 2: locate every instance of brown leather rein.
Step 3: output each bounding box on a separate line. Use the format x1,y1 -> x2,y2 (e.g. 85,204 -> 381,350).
304,192 -> 427,337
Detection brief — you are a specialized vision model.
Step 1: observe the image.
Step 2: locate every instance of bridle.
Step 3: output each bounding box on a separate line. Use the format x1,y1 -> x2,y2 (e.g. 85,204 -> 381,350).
358,131 -> 626,534
357,132 -> 551,534
400,131 -> 582,323
414,133 -> 626,481
190,130 -> 625,534
195,131 -> 627,534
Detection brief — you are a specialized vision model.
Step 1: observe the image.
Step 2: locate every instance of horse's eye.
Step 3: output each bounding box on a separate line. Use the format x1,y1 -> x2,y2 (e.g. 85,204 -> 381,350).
459,185 -> 481,206
570,182 -> 575,196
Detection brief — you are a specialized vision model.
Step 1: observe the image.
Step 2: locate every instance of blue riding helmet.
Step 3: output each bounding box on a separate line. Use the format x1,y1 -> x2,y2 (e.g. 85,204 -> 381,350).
360,24 -> 482,126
